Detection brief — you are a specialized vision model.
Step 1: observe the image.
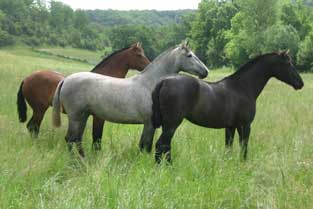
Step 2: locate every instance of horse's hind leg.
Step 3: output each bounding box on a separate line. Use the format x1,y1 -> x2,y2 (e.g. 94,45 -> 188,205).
26,116 -> 34,134
92,116 -> 105,151
237,124 -> 251,160
225,127 -> 236,149
155,126 -> 178,164
139,122 -> 156,153
155,115 -> 183,163
65,114 -> 89,157
27,108 -> 46,138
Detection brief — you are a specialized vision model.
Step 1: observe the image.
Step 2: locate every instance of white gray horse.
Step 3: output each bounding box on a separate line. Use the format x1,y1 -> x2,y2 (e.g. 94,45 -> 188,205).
52,42 -> 209,156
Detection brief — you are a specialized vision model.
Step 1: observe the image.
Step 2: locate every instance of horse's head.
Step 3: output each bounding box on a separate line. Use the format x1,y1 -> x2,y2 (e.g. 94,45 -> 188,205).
127,42 -> 151,71
270,50 -> 304,90
173,40 -> 209,79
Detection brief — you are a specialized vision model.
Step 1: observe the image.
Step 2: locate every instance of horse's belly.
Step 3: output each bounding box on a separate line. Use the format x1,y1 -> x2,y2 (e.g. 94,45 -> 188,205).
89,101 -> 143,124
95,110 -> 143,124
187,117 -> 228,129
89,93 -> 151,124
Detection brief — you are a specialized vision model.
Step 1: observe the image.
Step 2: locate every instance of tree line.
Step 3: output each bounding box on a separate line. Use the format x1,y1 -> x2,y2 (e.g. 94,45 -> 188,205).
190,0 -> 313,71
86,9 -> 194,28
0,0 -> 312,71
0,0 -> 191,52
0,0 -> 110,50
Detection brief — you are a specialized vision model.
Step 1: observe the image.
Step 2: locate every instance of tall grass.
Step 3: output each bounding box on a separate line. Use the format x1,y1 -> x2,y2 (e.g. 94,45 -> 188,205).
0,47 -> 312,209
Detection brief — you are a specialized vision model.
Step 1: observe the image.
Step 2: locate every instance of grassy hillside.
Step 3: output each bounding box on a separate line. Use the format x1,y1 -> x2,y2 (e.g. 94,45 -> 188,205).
0,47 -> 312,209
35,47 -> 105,65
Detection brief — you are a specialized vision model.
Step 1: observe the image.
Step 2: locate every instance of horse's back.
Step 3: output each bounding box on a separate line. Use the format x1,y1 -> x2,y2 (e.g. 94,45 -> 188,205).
23,70 -> 64,107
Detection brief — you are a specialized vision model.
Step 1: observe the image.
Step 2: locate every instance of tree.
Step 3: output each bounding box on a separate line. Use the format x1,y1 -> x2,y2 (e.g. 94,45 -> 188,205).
190,0 -> 237,67
157,14 -> 195,52
281,0 -> 313,40
49,1 -> 74,30
297,32 -> 313,71
109,25 -> 158,59
225,0 -> 279,67
74,9 -> 89,30
263,24 -> 300,58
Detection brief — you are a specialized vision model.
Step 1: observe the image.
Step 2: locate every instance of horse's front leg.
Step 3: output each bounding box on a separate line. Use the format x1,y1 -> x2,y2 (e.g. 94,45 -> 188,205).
139,123 -> 156,153
92,116 -> 105,151
237,124 -> 251,160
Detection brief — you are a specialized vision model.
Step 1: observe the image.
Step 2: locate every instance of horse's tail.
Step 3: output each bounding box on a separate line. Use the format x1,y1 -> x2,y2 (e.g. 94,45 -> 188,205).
17,81 -> 27,122
52,80 -> 64,127
151,81 -> 164,129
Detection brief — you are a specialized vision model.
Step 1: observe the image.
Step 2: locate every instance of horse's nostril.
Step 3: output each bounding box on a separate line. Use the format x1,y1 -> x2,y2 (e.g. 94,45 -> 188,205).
295,79 -> 304,90
198,72 -> 208,79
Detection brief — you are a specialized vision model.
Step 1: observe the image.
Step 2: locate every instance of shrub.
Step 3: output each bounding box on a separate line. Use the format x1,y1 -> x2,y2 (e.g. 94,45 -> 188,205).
297,32 -> 313,71
263,24 -> 300,57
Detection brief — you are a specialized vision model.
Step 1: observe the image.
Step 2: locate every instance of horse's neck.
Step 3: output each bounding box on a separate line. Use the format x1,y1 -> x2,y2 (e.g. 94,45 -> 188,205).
91,54 -> 129,78
230,62 -> 272,99
137,55 -> 176,89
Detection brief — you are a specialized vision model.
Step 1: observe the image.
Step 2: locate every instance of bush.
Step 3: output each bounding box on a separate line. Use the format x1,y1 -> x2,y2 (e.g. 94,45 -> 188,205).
24,36 -> 41,46
0,29 -> 14,46
224,25 -> 250,68
263,24 -> 300,57
297,32 -> 313,71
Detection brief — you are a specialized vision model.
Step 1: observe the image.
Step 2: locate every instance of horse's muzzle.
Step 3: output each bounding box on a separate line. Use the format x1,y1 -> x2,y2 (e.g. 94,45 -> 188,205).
294,79 -> 304,90
198,71 -> 208,79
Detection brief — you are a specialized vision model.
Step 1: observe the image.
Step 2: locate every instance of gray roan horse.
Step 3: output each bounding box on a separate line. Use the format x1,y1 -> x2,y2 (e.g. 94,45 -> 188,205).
52,42 -> 209,157
151,51 -> 304,163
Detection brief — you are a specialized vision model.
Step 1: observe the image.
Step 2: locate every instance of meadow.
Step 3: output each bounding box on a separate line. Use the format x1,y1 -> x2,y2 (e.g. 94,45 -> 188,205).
0,47 -> 312,209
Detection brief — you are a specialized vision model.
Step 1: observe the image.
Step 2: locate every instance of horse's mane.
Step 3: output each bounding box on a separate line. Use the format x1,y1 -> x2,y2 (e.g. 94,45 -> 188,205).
138,46 -> 177,74
227,52 -> 282,79
90,46 -> 131,72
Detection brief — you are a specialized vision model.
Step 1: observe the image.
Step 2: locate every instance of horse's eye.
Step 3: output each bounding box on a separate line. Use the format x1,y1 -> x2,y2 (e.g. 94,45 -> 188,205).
187,54 -> 192,58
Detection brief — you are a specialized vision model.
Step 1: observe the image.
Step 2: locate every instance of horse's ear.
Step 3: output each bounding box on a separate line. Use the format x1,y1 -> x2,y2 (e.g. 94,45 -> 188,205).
130,42 -> 138,49
185,39 -> 189,47
279,49 -> 290,57
180,39 -> 189,49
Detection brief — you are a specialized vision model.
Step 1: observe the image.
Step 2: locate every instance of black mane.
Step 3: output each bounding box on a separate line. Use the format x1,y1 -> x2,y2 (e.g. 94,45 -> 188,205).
90,46 -> 131,72
228,52 -> 279,79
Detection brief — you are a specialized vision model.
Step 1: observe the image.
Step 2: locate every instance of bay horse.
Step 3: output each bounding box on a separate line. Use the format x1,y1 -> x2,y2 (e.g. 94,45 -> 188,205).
151,51 -> 304,163
17,43 -> 150,144
52,41 -> 209,157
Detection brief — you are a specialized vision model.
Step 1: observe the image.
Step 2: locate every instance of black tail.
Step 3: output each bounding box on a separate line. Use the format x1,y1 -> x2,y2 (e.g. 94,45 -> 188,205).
17,81 -> 27,122
151,81 -> 164,128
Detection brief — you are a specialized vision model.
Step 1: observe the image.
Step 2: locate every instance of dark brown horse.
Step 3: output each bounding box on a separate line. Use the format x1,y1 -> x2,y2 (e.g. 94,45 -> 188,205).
17,43 -> 150,147
151,51 -> 304,163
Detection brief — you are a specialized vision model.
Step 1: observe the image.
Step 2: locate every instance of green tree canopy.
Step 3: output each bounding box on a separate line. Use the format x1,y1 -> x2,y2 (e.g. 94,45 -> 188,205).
191,0 -> 237,67
109,25 -> 158,59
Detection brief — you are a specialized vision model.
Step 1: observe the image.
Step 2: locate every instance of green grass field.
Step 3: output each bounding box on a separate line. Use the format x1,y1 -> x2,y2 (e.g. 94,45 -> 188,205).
35,47 -> 105,64
0,47 -> 312,209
